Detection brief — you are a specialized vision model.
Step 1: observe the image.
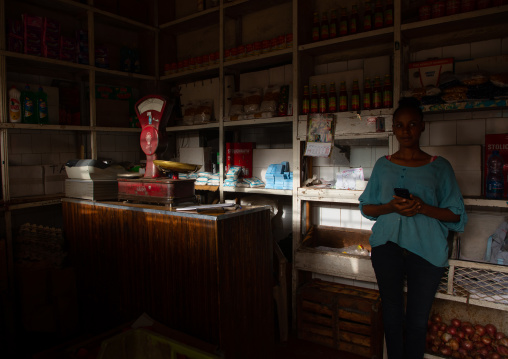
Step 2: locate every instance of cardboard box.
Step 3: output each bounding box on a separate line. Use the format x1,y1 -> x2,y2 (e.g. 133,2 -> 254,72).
408,58 -> 454,89
484,134 -> 508,198
44,164 -> 67,195
179,147 -> 213,173
9,165 -> 45,198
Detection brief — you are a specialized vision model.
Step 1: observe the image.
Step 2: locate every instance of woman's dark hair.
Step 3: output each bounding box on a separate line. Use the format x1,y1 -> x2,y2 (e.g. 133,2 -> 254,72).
393,97 -> 423,122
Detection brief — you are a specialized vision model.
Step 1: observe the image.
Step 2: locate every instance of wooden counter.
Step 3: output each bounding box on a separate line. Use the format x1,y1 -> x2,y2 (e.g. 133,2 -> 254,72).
62,199 -> 274,358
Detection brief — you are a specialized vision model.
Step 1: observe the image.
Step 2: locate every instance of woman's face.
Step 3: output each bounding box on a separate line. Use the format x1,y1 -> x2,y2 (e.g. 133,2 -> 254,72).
392,108 -> 425,149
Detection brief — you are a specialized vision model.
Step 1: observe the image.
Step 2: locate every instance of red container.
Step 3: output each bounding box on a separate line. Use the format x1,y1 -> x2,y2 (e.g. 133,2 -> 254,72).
170,62 -> 177,73
164,63 -> 170,75
261,39 -> 270,53
286,33 -> 293,48
277,35 -> 285,50
419,5 -> 431,20
177,60 -> 183,72
214,51 -> 219,63
270,37 -> 278,51
202,54 -> 209,67
237,45 -> 245,58
254,41 -> 261,55
431,1 -> 445,18
183,59 -> 189,71
246,43 -> 254,56
461,0 -> 475,12
189,57 -> 196,70
195,55 -> 203,68
224,48 -> 231,62
446,0 -> 460,15
209,52 -> 215,64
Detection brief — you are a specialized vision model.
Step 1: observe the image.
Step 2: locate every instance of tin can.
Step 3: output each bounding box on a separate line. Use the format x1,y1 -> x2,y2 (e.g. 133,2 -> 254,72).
277,35 -> 285,50
183,59 -> 189,71
170,62 -> 177,73
271,37 -> 278,51
461,0 -> 475,12
237,45 -> 245,58
261,39 -> 270,53
246,43 -> 254,56
214,51 -> 219,64
177,60 -> 183,72
224,48 -> 231,62
202,54 -> 209,67
254,41 -> 262,56
376,117 -> 385,132
164,63 -> 171,76
196,55 -> 203,68
189,57 -> 196,70
419,5 -> 431,20
231,47 -> 238,60
446,0 -> 460,15
431,1 -> 445,18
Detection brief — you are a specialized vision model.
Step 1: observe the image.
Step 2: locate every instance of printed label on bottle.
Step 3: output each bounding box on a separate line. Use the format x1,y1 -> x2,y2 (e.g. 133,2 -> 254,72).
383,90 -> 393,108
374,13 -> 383,28
350,19 -> 357,34
24,99 -> 34,117
364,15 -> 372,31
339,96 -> 348,111
330,24 -> 337,38
310,99 -> 318,113
321,26 -> 329,40
487,180 -> 504,199
352,95 -> 360,110
312,27 -> 320,41
9,99 -> 21,122
329,97 -> 337,112
363,93 -> 371,109
385,10 -> 393,25
339,21 -> 348,35
303,99 -> 310,114
319,98 -> 327,113
373,92 -> 382,108
39,99 -> 48,118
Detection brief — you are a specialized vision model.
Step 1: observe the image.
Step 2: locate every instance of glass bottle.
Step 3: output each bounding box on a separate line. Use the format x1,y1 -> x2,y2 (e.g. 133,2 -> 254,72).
339,7 -> 348,36
373,76 -> 382,109
320,11 -> 329,40
312,12 -> 320,42
363,2 -> 373,31
302,85 -> 310,114
329,9 -> 338,38
382,74 -> 393,108
384,0 -> 394,27
350,5 -> 359,35
339,81 -> 348,112
328,82 -> 337,112
351,80 -> 361,111
374,0 -> 384,29
310,84 -> 319,113
319,83 -> 328,113
363,78 -> 372,110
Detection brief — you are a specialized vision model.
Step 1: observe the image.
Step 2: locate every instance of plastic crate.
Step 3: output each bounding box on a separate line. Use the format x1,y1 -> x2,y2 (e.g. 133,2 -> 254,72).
98,328 -> 219,359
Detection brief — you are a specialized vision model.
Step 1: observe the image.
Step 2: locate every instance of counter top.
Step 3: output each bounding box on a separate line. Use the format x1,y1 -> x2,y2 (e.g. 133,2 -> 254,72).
61,197 -> 270,221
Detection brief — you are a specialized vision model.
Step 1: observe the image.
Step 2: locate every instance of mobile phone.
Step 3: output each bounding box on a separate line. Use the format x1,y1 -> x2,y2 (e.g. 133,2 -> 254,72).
394,187 -> 411,199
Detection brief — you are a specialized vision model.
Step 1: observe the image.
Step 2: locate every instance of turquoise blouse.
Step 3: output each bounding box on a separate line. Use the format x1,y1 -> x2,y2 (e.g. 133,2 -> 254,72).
359,156 -> 468,267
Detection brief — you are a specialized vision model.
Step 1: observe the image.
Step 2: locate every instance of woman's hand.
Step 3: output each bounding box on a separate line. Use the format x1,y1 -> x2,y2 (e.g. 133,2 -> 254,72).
391,195 -> 422,217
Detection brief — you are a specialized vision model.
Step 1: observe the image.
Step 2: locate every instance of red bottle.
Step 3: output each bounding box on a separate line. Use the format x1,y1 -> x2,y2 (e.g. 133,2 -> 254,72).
373,76 -> 382,109
363,2 -> 373,31
329,9 -> 338,38
339,7 -> 348,36
312,12 -> 320,42
320,11 -> 329,40
351,79 -> 361,111
310,84 -> 319,113
384,0 -> 394,27
350,5 -> 359,34
328,82 -> 337,112
374,0 -> 384,29
363,78 -> 372,110
382,74 -> 393,108
319,83 -> 328,113
339,81 -> 348,112
302,85 -> 310,114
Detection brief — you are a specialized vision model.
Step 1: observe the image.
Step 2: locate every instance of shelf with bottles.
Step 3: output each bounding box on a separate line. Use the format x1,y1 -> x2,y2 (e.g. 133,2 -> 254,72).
297,0 -> 394,51
401,4 -> 508,51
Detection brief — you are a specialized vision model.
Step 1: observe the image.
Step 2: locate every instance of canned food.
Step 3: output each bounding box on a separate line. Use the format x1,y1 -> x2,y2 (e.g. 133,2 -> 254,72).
237,45 -> 245,58
189,57 -> 196,70
164,63 -> 170,76
446,0 -> 460,15
461,0 -> 475,12
261,39 -> 270,54
254,41 -> 261,56
177,60 -> 183,72
246,43 -> 254,56
183,59 -> 189,71
419,5 -> 431,20
196,55 -> 203,68
277,35 -> 285,50
286,33 -> 293,48
271,37 -> 278,51
431,1 -> 445,18
202,54 -> 209,67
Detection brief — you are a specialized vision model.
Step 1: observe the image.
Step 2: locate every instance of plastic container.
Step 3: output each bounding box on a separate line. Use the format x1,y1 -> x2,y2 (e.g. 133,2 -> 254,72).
486,150 -> 504,199
37,87 -> 48,124
8,85 -> 21,123
21,84 -> 37,124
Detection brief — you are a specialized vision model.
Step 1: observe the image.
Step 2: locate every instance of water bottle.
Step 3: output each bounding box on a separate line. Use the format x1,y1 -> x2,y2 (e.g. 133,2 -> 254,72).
486,150 -> 504,199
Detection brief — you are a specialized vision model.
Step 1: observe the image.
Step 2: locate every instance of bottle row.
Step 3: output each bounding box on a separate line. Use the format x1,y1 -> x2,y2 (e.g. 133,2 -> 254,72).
418,0 -> 507,20
312,0 -> 393,42
8,85 -> 48,124
302,75 -> 393,114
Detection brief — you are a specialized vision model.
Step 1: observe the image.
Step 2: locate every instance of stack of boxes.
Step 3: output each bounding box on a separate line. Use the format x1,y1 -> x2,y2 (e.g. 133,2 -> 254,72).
23,15 -> 43,56
7,19 -> 23,53
265,161 -> 292,190
42,17 -> 60,59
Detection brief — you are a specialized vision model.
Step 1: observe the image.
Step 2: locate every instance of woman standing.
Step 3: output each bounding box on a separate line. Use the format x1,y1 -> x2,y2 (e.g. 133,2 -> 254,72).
359,98 -> 467,359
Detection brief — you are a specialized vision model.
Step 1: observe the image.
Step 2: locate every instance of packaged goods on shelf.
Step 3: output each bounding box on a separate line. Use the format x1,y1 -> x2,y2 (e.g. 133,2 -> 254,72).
7,19 -> 23,53
23,14 -> 43,56
60,36 -> 77,62
226,143 -> 254,178
408,58 -> 454,89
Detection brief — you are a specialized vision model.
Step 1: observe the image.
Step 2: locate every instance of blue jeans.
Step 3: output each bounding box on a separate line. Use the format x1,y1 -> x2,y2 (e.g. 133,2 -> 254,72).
371,241 -> 445,359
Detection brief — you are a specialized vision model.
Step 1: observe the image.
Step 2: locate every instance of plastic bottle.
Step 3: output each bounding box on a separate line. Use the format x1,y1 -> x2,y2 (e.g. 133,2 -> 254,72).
8,85 -> 21,123
302,85 -> 310,115
339,81 -> 348,112
351,79 -> 361,111
373,76 -> 382,109
339,7 -> 348,36
21,84 -> 37,124
37,87 -> 48,124
382,74 -> 393,108
312,12 -> 320,42
363,78 -> 372,110
328,82 -> 337,112
384,0 -> 394,27
486,150 -> 504,199
310,84 -> 319,113
319,83 -> 328,113
349,5 -> 359,35
329,9 -> 338,38
320,11 -> 329,41
363,2 -> 373,31
374,0 -> 384,29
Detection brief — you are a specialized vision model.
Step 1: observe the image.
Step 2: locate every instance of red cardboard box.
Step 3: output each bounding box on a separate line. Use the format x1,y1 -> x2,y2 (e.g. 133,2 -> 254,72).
226,142 -> 255,178
484,134 -> 508,198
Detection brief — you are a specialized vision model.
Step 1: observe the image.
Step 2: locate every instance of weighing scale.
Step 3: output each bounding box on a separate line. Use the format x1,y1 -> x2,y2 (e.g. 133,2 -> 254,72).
117,95 -> 199,206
